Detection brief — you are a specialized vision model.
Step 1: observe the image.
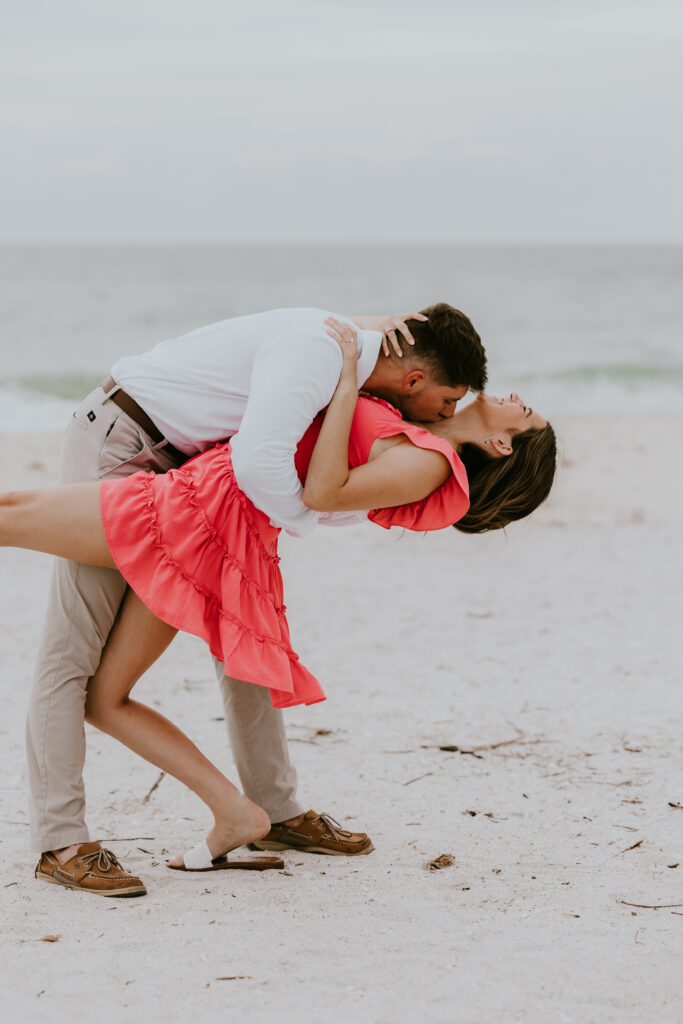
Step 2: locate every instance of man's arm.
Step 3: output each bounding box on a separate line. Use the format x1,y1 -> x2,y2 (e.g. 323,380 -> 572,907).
302,318 -> 450,515
229,331 -> 344,538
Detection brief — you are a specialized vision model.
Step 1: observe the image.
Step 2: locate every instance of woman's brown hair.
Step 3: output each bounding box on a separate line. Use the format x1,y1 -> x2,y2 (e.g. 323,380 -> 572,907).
455,423 -> 557,534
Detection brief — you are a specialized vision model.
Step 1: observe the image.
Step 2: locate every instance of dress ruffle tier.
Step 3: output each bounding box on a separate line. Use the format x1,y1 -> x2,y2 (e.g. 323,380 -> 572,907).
100,445 -> 324,710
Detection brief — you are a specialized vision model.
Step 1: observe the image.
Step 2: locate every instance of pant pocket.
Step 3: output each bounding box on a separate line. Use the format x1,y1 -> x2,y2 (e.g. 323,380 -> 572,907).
97,415 -> 148,479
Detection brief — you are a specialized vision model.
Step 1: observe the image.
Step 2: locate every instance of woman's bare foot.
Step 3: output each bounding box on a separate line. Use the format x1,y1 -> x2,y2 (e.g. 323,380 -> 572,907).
168,797 -> 270,868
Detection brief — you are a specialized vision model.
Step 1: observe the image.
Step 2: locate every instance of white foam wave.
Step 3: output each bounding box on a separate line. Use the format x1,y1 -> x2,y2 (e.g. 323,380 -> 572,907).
0,389 -> 75,433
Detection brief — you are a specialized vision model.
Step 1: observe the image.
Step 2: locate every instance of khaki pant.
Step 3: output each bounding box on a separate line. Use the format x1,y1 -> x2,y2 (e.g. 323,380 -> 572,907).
26,386 -> 302,854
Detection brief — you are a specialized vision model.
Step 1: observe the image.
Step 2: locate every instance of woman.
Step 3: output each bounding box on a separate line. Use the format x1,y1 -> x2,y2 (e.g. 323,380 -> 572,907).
1,318 -> 556,871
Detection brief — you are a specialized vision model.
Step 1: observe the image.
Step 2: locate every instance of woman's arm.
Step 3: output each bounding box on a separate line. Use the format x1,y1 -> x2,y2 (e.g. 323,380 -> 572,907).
344,312 -> 427,357
302,318 -> 360,511
302,319 -> 451,514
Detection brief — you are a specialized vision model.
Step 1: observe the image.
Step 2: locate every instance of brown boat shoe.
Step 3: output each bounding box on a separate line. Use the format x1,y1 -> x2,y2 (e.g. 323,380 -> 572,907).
35,841 -> 147,897
250,810 -> 374,856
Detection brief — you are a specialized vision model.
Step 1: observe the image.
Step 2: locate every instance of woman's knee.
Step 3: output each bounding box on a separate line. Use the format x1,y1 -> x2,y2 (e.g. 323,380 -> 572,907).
83,694 -> 105,727
84,690 -> 126,729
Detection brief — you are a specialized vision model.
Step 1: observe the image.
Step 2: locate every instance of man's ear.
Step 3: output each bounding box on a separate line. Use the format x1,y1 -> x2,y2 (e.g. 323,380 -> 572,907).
488,435 -> 513,457
401,369 -> 426,393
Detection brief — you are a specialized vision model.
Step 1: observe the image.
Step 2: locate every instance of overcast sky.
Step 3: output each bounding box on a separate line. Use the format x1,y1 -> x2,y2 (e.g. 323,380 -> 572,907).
2,0 -> 682,244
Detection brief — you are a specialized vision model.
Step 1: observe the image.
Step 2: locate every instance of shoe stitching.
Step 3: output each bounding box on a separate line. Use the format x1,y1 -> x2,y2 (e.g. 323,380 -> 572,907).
277,826 -> 367,848
53,868 -> 76,882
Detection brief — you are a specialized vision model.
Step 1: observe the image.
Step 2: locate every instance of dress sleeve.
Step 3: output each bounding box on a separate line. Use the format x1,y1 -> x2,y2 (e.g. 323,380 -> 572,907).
365,413 -> 470,532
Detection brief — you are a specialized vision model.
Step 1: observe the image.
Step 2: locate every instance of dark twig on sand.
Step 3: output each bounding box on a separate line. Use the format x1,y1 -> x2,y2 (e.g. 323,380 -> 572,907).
421,725 -> 526,760
620,839 -> 644,854
620,901 -> 683,910
104,836 -> 156,842
403,772 -> 434,787
289,727 -> 337,746
577,778 -> 641,788
142,771 -> 166,804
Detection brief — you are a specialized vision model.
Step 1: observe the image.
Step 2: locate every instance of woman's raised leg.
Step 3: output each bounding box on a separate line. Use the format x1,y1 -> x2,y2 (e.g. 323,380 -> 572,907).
84,589 -> 270,864
0,483 -> 115,567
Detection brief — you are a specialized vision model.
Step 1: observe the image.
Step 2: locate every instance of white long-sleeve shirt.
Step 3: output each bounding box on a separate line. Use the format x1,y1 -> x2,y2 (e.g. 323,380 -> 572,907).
111,308 -> 382,536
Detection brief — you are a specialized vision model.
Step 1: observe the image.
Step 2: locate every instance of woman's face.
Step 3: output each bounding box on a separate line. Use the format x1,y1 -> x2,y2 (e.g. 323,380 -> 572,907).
476,393 -> 547,436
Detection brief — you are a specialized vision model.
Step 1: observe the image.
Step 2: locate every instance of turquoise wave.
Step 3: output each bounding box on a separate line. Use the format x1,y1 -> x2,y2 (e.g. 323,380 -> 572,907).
12,372 -> 107,400
516,364 -> 683,384
5,364 -> 683,406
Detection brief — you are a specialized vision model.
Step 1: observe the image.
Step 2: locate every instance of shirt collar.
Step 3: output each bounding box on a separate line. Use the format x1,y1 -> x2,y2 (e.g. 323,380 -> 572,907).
356,330 -> 382,387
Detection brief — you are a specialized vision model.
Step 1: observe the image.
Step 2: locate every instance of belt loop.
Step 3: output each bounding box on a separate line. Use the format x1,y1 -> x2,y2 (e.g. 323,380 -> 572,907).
152,436 -> 188,465
101,375 -> 121,399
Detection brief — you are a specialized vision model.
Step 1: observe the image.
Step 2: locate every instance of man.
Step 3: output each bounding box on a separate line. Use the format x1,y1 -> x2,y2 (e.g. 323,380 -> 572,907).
29,304 -> 486,896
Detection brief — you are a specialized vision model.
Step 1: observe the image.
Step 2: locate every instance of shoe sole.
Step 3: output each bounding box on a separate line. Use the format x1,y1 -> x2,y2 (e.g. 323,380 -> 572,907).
250,840 -> 375,856
168,855 -> 284,872
36,872 -> 147,897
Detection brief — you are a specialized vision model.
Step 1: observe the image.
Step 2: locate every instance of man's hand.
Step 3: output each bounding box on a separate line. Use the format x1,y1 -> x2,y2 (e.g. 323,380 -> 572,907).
344,313 -> 428,357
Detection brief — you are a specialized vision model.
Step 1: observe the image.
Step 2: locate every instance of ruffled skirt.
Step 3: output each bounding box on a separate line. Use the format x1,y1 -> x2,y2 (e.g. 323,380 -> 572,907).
99,444 -> 324,709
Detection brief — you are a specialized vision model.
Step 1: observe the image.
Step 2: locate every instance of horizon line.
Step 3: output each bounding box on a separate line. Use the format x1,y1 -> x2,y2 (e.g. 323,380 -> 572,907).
1,239 -> 682,250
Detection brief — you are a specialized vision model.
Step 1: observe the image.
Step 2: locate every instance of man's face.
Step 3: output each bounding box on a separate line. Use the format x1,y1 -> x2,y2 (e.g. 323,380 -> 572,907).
393,381 -> 468,422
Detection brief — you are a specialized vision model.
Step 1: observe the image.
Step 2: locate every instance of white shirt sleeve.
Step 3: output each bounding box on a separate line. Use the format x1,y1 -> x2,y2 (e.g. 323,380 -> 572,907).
230,331 -> 344,537
317,510 -> 369,527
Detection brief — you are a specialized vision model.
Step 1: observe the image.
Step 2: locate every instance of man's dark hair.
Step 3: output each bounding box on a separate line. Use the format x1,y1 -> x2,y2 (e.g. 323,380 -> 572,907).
402,303 -> 487,392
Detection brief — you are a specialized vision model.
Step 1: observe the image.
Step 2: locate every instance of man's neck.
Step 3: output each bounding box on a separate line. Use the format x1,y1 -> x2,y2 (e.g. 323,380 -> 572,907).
362,358 -> 406,404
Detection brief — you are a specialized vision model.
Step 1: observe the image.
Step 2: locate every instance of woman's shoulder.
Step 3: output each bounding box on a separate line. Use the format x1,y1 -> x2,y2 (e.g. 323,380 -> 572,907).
356,395 -> 464,477
356,397 -> 470,532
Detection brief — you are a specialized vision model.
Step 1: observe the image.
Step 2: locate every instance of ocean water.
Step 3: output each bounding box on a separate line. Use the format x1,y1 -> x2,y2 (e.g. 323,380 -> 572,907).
1,245 -> 681,431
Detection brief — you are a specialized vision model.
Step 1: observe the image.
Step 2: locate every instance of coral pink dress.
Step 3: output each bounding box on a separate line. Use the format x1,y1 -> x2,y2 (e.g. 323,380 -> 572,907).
100,396 -> 469,709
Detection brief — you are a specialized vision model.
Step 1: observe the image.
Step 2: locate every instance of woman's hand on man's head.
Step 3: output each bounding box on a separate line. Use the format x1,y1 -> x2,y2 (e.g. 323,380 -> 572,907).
378,313 -> 427,358
342,312 -> 428,358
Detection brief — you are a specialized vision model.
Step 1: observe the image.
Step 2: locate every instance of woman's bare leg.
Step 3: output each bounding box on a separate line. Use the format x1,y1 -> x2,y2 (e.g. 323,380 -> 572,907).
2,483 -> 270,858
0,484 -> 115,566
85,589 -> 270,863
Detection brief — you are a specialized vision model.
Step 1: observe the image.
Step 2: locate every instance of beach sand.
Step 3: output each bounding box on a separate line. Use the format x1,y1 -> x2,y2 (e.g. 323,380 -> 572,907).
1,416 -> 682,1023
